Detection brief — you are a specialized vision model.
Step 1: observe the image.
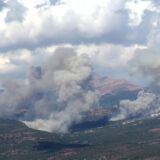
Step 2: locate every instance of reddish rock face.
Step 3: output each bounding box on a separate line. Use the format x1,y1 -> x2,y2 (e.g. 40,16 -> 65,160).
92,76 -> 142,96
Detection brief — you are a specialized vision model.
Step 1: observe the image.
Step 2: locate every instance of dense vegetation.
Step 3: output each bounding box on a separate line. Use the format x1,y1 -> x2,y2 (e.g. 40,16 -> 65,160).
0,117 -> 160,160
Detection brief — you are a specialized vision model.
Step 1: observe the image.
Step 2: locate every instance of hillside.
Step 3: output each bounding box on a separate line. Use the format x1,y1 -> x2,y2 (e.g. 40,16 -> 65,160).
12,77 -> 141,119
92,77 -> 141,95
92,77 -> 142,107
1,117 -> 160,160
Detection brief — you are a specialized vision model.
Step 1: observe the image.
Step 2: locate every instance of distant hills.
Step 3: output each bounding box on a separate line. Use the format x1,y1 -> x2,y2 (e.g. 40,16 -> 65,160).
1,77 -> 160,160
92,76 -> 141,96
92,76 -> 142,107
13,76 -> 142,119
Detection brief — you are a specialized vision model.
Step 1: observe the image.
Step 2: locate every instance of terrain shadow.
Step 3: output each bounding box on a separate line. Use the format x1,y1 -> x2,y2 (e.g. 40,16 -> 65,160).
35,141 -> 90,152
71,116 -> 109,132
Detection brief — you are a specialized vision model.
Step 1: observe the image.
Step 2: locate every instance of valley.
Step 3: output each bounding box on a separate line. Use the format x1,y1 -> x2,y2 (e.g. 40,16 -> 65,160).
1,117 -> 160,160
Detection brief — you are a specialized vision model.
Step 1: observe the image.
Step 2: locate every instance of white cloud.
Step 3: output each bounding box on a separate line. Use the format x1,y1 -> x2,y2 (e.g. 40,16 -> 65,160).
0,55 -> 17,73
0,0 -> 151,51
0,0 -> 159,86
5,0 -> 27,22
126,0 -> 151,26
77,44 -> 139,68
18,0 -> 50,8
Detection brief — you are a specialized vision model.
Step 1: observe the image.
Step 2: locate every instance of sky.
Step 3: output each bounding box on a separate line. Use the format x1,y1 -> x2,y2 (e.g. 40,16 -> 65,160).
0,0 -> 159,87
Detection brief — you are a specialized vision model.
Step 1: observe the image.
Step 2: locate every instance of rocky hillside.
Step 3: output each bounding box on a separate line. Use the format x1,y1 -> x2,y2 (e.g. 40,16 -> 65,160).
92,76 -> 141,96
92,77 -> 142,107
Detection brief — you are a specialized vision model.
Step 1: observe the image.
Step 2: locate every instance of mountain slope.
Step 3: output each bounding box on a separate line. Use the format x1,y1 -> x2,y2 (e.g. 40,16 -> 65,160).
1,117 -> 160,160
92,77 -> 141,95
92,77 -> 142,107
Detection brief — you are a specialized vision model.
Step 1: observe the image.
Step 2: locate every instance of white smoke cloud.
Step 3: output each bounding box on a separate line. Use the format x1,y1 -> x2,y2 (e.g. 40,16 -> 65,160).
111,14 -> 160,121
111,91 -> 158,121
0,47 -> 98,133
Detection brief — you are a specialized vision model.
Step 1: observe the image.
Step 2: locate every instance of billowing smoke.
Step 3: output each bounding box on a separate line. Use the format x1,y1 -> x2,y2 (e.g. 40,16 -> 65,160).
111,40 -> 160,121
111,91 -> 159,121
0,47 -> 98,133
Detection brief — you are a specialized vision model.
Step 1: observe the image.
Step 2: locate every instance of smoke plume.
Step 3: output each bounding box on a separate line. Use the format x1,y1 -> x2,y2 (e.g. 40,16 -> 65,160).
111,40 -> 160,121
111,91 -> 159,121
0,47 -> 98,133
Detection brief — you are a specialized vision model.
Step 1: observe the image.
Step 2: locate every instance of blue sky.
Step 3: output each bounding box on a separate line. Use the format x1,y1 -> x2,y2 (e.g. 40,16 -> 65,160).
0,0 -> 159,86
